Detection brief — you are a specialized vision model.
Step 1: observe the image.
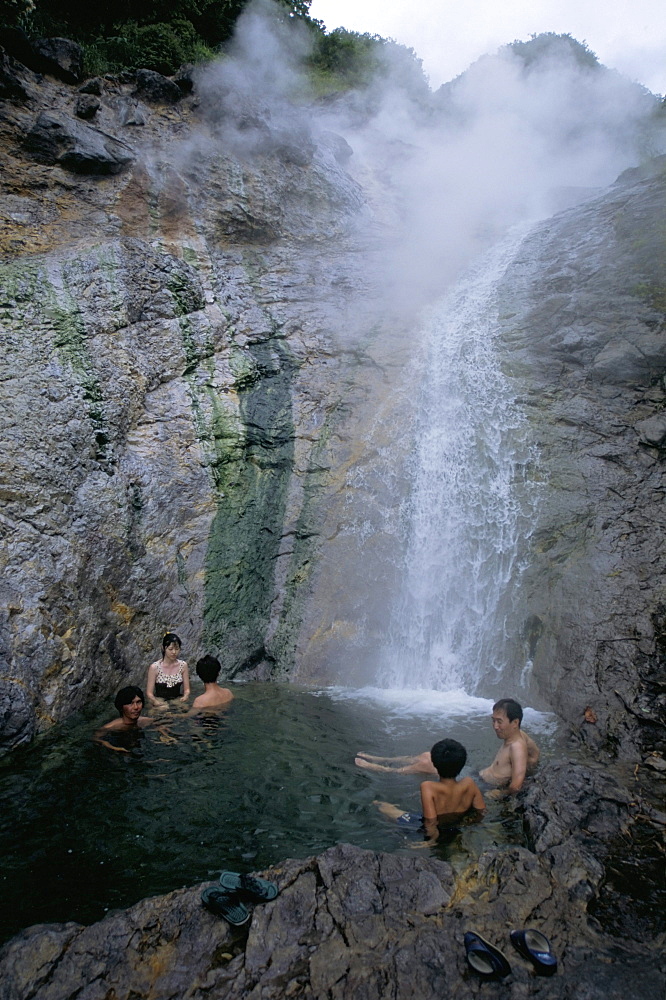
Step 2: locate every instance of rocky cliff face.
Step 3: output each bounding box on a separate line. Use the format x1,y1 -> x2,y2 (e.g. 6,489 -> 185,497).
1,38 -> 665,761
499,159 -> 666,757
0,51 -> 408,750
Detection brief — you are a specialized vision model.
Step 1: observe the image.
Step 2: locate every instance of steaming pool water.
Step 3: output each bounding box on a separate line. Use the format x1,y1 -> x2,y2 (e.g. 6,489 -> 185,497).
0,683 -> 566,944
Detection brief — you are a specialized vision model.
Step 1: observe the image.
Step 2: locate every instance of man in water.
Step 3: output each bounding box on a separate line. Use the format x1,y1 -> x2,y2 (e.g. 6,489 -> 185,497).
479,698 -> 540,795
94,685 -> 153,752
191,655 -> 234,711
356,697 -> 539,794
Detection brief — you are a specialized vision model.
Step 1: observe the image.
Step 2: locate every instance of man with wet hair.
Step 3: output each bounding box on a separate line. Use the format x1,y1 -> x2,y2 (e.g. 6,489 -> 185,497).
356,697 -> 539,794
374,738 -> 485,843
94,686 -> 153,753
480,698 -> 540,795
191,655 -> 234,710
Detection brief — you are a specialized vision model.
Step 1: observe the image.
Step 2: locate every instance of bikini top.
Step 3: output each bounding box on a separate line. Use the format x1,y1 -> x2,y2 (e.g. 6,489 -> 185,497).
153,660 -> 185,688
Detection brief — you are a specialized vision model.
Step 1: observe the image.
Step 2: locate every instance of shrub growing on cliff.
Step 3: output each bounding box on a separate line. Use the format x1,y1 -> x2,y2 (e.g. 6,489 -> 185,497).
308,28 -> 384,88
508,32 -> 600,71
307,28 -> 428,97
0,0 -> 34,29
23,0 -> 313,46
83,18 -> 213,75
11,0 -> 319,76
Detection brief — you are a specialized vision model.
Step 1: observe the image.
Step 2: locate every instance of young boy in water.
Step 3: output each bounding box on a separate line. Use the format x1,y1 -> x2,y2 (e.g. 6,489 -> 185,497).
374,738 -> 485,843
191,655 -> 234,710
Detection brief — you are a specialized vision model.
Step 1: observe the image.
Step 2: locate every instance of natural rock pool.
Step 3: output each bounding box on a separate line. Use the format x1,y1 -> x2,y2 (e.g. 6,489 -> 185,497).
0,683 -> 564,944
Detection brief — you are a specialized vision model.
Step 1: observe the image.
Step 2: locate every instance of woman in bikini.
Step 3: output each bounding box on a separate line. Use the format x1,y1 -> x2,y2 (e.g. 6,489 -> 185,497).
146,632 -> 191,706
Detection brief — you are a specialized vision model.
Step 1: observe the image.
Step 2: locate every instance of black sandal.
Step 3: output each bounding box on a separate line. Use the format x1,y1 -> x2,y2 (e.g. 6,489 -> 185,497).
219,870 -> 279,902
464,931 -> 512,978
510,928 -> 557,975
201,887 -> 250,925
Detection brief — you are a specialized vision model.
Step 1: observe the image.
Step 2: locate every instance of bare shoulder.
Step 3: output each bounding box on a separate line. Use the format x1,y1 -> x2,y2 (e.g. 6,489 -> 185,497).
148,660 -> 160,670
192,689 -> 233,709
420,779 -> 438,803
100,718 -> 122,731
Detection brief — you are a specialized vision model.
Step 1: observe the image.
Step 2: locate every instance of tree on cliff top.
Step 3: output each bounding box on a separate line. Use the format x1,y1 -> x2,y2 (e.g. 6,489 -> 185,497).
1,0 -> 319,76
307,27 -> 429,98
0,0 -> 34,28
507,32 -> 599,71
3,0 -> 314,45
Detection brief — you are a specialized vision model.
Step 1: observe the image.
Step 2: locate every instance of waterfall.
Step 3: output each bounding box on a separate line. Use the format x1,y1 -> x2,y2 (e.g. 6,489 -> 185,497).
382,229 -> 539,694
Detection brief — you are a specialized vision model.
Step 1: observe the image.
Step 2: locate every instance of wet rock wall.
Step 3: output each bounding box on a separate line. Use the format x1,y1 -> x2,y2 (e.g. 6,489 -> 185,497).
0,61 -> 384,750
499,158 -> 666,756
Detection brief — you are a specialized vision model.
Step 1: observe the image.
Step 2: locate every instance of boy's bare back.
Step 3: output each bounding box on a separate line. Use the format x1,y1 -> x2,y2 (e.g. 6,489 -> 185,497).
420,775 -> 485,820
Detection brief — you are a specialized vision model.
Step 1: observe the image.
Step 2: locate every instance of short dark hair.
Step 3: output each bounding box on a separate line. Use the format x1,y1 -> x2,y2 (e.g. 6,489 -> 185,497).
196,654 -> 221,683
430,739 -> 467,778
493,698 -> 523,725
162,632 -> 182,653
114,686 -> 144,714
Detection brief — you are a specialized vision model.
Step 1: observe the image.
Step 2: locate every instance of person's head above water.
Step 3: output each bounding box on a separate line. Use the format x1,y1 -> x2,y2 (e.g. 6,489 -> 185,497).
162,632 -> 182,655
430,738 -> 467,778
491,698 -> 523,742
114,685 -> 145,716
493,698 -> 523,724
196,654 -> 221,683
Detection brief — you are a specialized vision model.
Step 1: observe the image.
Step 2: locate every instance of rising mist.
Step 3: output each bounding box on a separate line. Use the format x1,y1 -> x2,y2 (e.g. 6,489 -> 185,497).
188,1 -> 664,313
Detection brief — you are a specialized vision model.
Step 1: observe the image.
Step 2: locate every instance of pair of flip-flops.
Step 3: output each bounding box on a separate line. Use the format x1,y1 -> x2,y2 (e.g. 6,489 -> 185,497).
464,929 -> 557,978
201,870 -> 279,926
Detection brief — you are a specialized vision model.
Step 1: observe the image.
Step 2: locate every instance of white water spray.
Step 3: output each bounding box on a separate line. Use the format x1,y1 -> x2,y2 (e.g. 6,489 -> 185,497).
383,229 -> 540,693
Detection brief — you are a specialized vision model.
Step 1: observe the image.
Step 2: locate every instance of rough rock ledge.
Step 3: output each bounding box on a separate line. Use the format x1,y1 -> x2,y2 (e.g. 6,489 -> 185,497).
1,764 -> 663,1000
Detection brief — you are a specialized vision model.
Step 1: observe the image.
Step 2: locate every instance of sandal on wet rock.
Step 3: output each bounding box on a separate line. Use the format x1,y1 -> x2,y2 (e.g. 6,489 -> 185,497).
510,928 -> 557,975
201,887 -> 250,925
464,931 -> 512,979
218,870 -> 279,902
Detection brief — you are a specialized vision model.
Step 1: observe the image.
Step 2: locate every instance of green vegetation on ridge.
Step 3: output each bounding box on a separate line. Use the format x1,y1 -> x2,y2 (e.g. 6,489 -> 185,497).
508,32 -> 600,71
0,0 -> 426,95
1,0 -> 317,75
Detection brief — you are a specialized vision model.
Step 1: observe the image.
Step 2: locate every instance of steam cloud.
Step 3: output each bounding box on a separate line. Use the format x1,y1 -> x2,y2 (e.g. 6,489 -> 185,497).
190,0 -> 664,313
158,1 -> 665,686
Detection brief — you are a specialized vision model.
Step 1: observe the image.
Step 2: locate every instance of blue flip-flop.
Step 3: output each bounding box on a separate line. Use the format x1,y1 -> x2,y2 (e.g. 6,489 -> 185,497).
464,931 -> 512,979
219,870 -> 279,902
510,929 -> 557,975
201,886 -> 250,925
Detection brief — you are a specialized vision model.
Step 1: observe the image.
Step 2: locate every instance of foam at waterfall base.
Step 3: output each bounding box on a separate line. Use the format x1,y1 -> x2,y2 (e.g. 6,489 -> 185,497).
316,685 -> 555,731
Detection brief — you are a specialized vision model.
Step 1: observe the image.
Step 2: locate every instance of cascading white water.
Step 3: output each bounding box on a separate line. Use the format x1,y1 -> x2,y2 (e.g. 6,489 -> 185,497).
382,229 -> 539,693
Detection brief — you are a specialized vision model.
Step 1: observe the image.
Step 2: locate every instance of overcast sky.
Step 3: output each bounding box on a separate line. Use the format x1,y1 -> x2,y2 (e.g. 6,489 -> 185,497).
309,0 -> 666,96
